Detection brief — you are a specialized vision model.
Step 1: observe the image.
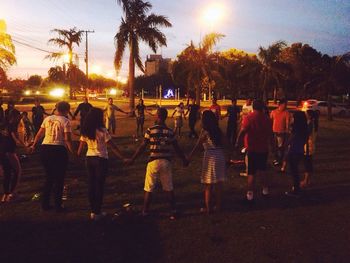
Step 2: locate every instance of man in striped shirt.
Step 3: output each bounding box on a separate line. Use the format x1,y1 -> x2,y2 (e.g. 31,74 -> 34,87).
128,107 -> 188,219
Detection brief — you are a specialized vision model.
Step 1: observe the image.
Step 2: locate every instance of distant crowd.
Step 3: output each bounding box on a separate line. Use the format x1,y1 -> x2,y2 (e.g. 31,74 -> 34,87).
0,96 -> 318,220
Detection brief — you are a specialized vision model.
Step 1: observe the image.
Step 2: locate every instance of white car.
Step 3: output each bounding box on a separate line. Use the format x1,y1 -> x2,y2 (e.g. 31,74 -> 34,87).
302,100 -> 348,116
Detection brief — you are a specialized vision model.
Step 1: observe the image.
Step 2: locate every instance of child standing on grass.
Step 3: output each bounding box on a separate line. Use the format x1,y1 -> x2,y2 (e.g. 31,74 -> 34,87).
189,110 -> 226,214
172,102 -> 186,137
30,101 -> 75,212
285,111 -> 308,197
77,107 -> 126,221
127,107 -> 188,220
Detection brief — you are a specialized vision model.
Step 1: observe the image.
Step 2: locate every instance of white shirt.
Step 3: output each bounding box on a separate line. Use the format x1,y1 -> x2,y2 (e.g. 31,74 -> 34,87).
41,115 -> 71,146
80,128 -> 112,159
104,104 -> 120,118
174,106 -> 184,118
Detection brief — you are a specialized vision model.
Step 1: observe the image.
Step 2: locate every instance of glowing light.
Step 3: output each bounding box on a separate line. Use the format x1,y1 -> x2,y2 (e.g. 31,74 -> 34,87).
24,90 -> 31,96
35,91 -> 40,95
49,88 -> 65,98
63,54 -> 71,63
201,3 -> 226,29
164,89 -> 174,99
109,88 -> 117,96
106,70 -> 115,79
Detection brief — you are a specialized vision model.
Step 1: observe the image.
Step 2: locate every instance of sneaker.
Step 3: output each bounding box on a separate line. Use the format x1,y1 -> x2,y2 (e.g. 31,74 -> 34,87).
273,160 -> 280,166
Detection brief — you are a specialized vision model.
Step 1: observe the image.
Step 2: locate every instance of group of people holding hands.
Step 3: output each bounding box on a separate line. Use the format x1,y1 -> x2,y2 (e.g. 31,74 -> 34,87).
0,96 -> 318,221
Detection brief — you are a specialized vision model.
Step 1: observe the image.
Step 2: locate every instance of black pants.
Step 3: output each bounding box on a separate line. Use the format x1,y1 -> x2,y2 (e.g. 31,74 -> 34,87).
188,118 -> 198,138
86,157 -> 108,214
1,156 -> 17,194
288,153 -> 303,192
226,122 -> 237,145
40,145 -> 68,209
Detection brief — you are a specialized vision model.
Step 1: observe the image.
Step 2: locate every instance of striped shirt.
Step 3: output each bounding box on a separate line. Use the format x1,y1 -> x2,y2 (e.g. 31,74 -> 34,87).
144,124 -> 176,162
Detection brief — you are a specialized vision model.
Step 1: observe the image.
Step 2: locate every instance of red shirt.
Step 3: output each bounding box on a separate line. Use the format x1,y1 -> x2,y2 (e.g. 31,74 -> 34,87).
270,109 -> 290,133
242,111 -> 272,153
209,104 -> 221,120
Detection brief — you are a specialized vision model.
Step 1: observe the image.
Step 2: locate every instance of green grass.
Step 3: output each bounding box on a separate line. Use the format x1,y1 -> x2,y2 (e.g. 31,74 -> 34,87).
1,116 -> 350,263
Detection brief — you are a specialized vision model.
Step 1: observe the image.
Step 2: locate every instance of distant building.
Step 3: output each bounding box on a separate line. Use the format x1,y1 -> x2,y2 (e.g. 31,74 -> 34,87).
145,54 -> 172,76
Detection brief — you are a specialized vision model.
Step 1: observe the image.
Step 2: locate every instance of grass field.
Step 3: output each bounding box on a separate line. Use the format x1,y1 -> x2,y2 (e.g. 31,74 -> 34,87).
0,115 -> 349,263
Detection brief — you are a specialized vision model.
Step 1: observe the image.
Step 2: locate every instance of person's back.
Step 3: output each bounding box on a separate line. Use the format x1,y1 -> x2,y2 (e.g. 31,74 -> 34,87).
145,124 -> 175,162
243,111 -> 271,153
81,128 -> 110,159
41,115 -> 70,146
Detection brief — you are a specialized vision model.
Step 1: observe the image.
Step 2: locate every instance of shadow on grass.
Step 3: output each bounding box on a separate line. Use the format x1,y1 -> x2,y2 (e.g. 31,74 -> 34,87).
0,215 -> 162,263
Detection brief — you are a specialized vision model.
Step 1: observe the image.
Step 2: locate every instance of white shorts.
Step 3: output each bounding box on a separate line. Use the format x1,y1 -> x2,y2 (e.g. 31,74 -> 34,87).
144,159 -> 173,192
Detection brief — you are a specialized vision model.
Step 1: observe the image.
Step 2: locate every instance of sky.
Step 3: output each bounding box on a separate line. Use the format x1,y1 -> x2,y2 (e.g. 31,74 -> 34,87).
1,0 -> 349,79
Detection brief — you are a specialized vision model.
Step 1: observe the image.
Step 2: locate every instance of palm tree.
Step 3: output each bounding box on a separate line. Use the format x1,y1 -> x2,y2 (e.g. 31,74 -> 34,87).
114,0 -> 172,113
0,20 -> 16,71
258,40 -> 288,102
47,27 -> 84,99
172,33 -> 224,105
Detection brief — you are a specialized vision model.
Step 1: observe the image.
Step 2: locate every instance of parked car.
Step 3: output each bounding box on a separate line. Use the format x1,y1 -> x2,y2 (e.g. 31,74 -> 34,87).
301,100 -> 348,116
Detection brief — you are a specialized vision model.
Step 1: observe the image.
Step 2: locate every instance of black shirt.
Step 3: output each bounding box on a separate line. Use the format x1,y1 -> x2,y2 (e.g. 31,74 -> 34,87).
188,104 -> 200,120
227,105 -> 241,123
136,104 -> 146,118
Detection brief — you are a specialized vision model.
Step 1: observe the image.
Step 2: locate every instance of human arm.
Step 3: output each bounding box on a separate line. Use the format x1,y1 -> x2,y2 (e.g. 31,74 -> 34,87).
172,140 -> 189,166
11,131 -> 26,147
188,131 -> 205,160
115,105 -> 128,115
73,104 -> 81,118
128,140 -> 148,164
64,132 -> 75,155
107,140 -> 125,160
77,140 -> 86,157
29,127 -> 45,152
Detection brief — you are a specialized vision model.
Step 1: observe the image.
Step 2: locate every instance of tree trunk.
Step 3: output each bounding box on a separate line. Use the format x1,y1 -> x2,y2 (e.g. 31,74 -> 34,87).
69,50 -> 74,100
195,83 -> 201,106
128,42 -> 135,116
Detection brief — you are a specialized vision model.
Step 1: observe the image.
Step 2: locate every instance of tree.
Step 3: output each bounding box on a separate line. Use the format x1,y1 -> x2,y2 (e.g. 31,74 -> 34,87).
258,40 -> 288,102
172,33 -> 224,105
46,27 -> 84,99
114,0 -> 172,113
27,75 -> 43,87
47,66 -> 66,83
0,20 -> 16,71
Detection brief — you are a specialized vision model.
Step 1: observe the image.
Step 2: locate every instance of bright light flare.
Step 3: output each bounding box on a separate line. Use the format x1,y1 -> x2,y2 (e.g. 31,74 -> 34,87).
201,3 -> 226,28
24,90 -> 31,96
91,65 -> 102,75
109,88 -> 117,96
49,88 -> 65,98
117,76 -> 127,84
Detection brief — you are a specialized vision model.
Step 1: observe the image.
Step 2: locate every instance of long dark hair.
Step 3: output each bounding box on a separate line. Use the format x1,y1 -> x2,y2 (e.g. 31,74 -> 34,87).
202,110 -> 222,147
291,111 -> 308,142
81,107 -> 104,140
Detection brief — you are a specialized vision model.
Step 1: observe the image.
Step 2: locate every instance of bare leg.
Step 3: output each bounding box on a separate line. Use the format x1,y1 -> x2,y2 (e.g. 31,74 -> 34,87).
6,153 -> 21,194
204,184 -> 212,213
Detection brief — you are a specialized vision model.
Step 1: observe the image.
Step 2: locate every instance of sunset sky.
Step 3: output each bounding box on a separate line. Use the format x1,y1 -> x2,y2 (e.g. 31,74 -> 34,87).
1,0 -> 349,79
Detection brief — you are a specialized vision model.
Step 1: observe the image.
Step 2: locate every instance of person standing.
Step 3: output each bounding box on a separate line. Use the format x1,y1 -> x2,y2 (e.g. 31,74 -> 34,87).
172,102 -> 186,137
235,100 -> 272,203
77,107 -> 126,221
185,98 -> 200,139
32,99 -> 49,135
285,111 -> 308,197
270,99 -> 291,168
1,109 -> 26,202
103,98 -> 128,135
73,97 -> 93,131
127,108 -> 188,220
223,98 -> 241,146
132,99 -> 152,138
30,101 -> 74,212
209,98 -> 221,123
189,110 -> 226,214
